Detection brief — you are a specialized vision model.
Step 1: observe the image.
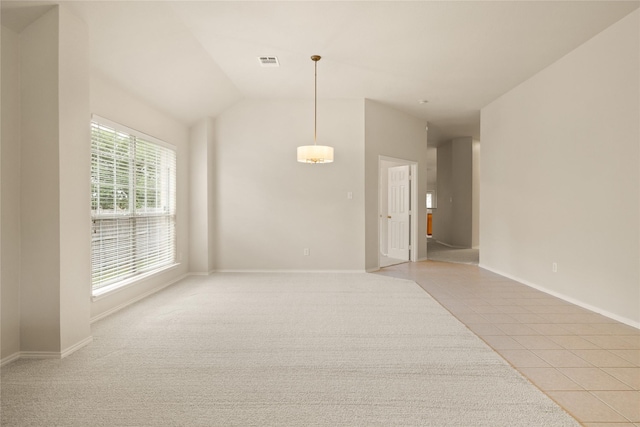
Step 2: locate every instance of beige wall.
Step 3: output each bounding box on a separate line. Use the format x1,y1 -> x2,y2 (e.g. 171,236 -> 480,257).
452,138 -> 473,248
1,6 -> 192,360
426,146 -> 437,198
1,25 -> 22,360
19,7 -> 63,353
4,2 -> 633,365
480,10 -> 640,326
364,100 -> 428,270
5,9 -> 434,358
472,140 -> 480,249
58,5 -> 92,352
433,137 -> 478,248
89,74 -> 190,320
1,5 -> 93,359
189,117 -> 216,274
433,142 -> 452,244
214,99 -> 366,271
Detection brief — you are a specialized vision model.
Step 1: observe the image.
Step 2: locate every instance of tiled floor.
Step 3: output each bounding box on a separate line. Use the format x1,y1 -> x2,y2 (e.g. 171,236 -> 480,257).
376,261 -> 640,427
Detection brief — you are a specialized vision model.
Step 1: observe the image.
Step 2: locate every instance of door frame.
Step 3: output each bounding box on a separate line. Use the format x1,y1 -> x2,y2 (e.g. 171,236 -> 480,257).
378,156 -> 419,268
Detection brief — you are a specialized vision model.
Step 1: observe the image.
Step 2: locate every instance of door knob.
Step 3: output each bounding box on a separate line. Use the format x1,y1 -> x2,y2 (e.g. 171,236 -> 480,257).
387,216 -> 392,219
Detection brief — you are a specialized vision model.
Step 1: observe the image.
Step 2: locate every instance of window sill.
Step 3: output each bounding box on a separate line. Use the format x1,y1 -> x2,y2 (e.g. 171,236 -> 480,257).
91,263 -> 181,301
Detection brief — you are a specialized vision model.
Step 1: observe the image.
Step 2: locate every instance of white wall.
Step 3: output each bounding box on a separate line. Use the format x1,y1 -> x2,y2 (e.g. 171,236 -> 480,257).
58,5 -> 92,352
214,99 -> 365,271
189,117 -> 216,274
19,7 -> 63,352
207,120 -> 216,271
2,5 -> 93,357
481,10 -> 640,326
452,138 -> 473,247
425,123 -> 444,184
433,142 -> 452,244
425,125 -> 443,236
364,100 -> 428,270
1,25 -> 22,361
89,74 -> 190,320
472,140 -> 480,249
433,137 -> 478,248
1,5 -> 191,357
426,146 -> 437,196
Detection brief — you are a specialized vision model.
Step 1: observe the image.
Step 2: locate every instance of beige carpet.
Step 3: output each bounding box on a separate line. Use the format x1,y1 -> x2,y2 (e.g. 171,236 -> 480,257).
1,273 -> 580,426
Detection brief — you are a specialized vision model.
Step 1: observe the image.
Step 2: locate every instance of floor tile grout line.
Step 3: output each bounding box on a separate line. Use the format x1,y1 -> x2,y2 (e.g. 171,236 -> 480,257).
405,284 -> 590,422
587,389 -> 638,424
375,261 -> 640,426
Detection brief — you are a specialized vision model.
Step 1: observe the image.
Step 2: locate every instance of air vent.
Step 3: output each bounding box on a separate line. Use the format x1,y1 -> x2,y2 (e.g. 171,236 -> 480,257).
258,56 -> 279,67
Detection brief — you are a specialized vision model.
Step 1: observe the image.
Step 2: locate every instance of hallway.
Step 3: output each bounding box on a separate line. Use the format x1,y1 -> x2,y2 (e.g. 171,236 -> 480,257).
427,238 -> 479,265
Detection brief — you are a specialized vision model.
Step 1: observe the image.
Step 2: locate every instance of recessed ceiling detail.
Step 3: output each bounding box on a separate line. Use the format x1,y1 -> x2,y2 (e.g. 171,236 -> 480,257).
258,56 -> 280,67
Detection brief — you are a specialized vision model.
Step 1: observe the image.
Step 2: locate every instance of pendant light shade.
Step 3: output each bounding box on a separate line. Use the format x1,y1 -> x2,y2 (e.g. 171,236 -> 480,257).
297,144 -> 334,164
297,55 -> 334,164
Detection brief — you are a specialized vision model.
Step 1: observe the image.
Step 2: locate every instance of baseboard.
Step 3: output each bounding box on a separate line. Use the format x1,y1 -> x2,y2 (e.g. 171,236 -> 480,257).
416,257 -> 428,262
215,269 -> 367,274
366,267 -> 380,273
432,240 -> 467,249
479,263 -> 640,330
19,351 -> 61,360
61,336 -> 93,359
187,269 -> 216,276
91,273 -> 189,323
1,352 -> 21,367
1,335 -> 95,367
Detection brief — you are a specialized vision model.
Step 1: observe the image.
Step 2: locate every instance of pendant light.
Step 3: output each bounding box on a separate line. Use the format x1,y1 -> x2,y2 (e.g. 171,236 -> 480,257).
297,55 -> 334,164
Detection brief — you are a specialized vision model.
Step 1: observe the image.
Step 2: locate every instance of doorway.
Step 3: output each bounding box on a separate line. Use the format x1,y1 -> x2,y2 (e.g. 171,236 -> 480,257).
379,157 -> 418,268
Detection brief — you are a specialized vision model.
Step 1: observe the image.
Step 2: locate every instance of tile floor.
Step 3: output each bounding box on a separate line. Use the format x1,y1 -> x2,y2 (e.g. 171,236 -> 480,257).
376,261 -> 640,427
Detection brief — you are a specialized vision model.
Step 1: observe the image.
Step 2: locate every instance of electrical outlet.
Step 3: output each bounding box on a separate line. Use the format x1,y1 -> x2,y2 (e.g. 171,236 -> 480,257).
304,248 -> 310,256
347,191 -> 353,199
552,262 -> 558,273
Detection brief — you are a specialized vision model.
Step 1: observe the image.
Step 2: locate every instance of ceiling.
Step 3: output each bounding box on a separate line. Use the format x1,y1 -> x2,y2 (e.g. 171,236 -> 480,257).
3,1 -> 638,144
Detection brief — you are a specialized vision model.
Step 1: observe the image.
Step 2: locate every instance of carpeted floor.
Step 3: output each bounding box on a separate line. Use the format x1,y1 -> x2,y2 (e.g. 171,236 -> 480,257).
1,273 -> 579,426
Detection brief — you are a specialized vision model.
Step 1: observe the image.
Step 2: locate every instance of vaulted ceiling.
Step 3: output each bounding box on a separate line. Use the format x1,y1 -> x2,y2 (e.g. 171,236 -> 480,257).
3,1 -> 638,144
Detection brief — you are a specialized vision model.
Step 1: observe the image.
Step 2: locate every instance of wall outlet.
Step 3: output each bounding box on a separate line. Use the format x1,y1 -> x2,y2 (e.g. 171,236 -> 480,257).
347,191 -> 353,199
552,262 -> 558,273
304,248 -> 310,256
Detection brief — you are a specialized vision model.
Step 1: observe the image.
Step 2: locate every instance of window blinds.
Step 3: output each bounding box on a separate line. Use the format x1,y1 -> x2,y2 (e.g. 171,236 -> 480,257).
90,117 -> 177,294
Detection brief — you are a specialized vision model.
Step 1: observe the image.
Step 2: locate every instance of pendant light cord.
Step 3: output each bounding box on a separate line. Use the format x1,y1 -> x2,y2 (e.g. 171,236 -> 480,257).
314,58 -> 318,145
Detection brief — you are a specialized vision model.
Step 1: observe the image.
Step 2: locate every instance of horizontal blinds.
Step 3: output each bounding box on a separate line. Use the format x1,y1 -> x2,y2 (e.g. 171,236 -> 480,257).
91,120 -> 176,292
91,216 -> 176,288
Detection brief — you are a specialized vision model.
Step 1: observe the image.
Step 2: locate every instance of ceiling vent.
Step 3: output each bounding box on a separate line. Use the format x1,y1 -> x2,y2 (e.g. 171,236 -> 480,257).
258,56 -> 280,67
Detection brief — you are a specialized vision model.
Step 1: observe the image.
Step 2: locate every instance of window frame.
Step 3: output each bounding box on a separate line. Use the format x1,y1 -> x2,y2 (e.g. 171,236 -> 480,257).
90,115 -> 178,298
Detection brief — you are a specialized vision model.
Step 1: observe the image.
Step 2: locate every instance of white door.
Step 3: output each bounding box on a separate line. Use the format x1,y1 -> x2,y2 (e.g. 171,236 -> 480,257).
387,165 -> 410,260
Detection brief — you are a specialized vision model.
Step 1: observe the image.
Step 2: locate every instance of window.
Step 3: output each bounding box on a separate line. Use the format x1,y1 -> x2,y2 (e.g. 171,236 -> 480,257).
91,116 -> 177,296
426,191 -> 436,209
